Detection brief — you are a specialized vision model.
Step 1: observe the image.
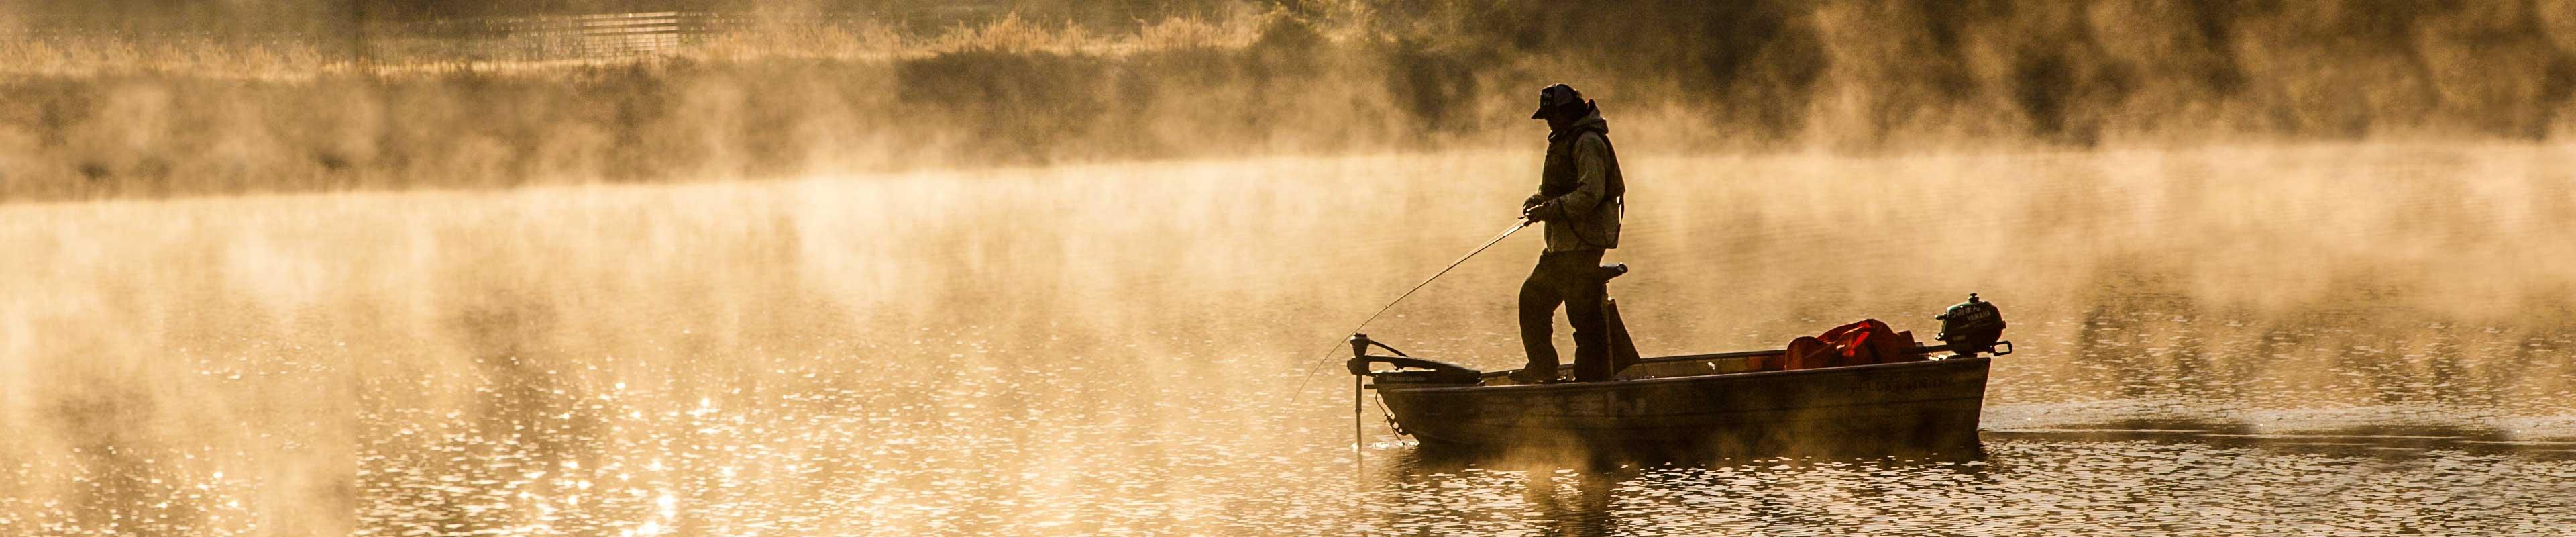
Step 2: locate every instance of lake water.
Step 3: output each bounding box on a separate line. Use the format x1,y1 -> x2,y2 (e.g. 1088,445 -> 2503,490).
3,144 -> 2573,535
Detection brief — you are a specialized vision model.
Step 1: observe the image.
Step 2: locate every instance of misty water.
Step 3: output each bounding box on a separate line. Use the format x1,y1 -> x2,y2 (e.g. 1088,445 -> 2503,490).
6,144 -> 2576,535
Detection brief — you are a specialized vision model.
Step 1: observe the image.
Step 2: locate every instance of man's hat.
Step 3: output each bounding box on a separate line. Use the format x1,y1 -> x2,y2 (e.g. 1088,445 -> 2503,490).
1530,83 -> 1582,119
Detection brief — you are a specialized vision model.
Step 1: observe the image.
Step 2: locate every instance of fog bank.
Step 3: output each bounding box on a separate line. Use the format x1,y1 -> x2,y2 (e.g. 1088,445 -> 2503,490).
3,1 -> 2571,199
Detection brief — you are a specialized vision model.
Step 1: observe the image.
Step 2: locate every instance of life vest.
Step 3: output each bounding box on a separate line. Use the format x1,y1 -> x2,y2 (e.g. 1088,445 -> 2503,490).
1778,319 -> 1923,370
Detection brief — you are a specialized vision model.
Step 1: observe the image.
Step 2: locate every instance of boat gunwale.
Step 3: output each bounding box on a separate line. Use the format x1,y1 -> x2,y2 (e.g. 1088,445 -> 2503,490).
1374,355 -> 1990,395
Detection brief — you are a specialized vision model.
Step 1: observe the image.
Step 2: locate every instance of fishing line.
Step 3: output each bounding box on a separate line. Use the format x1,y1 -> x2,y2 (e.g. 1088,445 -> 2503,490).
1287,219 -> 1530,405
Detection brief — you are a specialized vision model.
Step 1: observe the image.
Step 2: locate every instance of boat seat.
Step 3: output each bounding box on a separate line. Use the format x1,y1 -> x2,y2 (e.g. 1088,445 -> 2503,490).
1597,262 -> 1629,282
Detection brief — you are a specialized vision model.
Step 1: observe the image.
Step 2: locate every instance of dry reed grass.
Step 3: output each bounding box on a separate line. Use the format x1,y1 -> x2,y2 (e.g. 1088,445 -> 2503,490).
0,1 -> 2570,203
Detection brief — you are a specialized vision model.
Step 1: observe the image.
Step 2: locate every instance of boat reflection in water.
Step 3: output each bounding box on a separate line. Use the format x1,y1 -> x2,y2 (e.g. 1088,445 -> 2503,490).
1379,448 -> 1629,536
1371,437 -> 2004,536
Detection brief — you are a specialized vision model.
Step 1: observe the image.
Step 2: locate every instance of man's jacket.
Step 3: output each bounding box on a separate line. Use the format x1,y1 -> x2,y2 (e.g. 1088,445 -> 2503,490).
1527,111 -> 1624,252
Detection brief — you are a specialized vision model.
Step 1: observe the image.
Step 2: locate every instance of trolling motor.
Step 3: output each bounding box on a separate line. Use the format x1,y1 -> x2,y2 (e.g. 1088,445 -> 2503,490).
1344,334 -> 1483,385
1933,293 -> 2012,357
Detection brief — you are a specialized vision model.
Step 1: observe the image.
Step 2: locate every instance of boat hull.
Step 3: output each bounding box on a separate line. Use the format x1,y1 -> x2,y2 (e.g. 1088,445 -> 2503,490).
1375,357 -> 1990,458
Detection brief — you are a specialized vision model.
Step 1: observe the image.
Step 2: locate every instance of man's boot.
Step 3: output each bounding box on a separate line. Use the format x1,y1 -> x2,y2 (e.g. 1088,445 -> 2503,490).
1507,367 -> 1558,384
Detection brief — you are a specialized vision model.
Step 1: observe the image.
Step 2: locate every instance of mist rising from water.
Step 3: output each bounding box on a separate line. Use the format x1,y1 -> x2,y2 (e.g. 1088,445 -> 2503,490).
5,1 -> 2576,535
5,144 -> 2573,534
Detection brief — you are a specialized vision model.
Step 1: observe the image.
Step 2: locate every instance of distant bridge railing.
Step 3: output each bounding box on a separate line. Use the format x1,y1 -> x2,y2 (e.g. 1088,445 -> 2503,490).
366,11 -> 714,63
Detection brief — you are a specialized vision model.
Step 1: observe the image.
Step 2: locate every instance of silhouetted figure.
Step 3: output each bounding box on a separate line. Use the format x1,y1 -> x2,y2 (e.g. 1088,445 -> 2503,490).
1511,83 -> 1625,383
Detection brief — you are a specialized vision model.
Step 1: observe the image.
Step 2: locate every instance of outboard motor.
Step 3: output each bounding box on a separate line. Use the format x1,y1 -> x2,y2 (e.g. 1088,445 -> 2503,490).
1933,293 -> 2012,357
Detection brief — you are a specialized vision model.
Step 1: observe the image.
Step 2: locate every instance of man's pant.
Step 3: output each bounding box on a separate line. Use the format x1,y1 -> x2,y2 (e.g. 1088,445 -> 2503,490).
1519,248 -> 1610,381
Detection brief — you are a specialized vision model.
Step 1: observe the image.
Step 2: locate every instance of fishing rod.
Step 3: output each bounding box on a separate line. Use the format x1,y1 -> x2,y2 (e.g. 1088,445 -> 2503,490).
1285,218 -> 1530,474
1291,218 -> 1529,403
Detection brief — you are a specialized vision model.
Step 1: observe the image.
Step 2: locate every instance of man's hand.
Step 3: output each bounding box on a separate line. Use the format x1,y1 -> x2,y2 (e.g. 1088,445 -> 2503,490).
1521,203 -> 1543,223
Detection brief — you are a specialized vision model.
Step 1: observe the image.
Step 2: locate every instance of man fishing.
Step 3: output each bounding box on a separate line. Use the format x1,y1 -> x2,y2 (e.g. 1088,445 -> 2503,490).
1510,83 -> 1625,383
